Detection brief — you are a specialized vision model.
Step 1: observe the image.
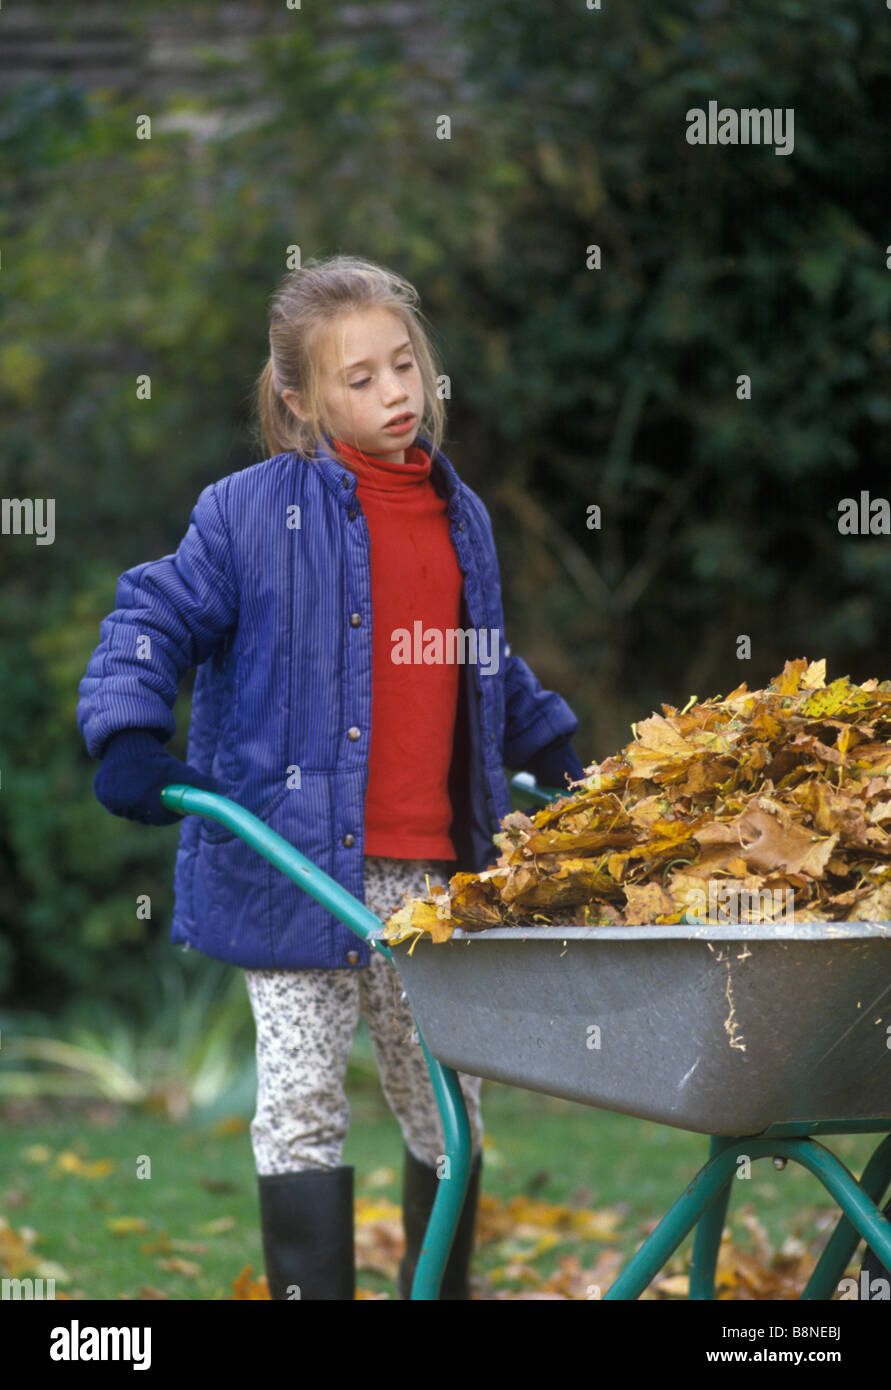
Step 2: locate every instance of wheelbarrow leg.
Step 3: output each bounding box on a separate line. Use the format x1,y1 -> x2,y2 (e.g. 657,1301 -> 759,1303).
688,1136 -> 734,1299
605,1141 -> 744,1299
770,1135 -> 891,1292
800,1132 -> 891,1300
607,1134 -> 891,1301
409,1027 -> 473,1300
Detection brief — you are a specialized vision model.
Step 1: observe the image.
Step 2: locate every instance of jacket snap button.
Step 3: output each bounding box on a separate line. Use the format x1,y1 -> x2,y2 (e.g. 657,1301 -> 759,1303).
346,950 -> 360,965
347,726 -> 361,741
342,833 -> 355,847
348,506 -> 358,520
349,613 -> 362,627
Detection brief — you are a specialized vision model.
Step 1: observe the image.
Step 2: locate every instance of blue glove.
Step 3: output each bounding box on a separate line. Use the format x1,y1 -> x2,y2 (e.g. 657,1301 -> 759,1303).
525,735 -> 585,790
93,729 -> 222,826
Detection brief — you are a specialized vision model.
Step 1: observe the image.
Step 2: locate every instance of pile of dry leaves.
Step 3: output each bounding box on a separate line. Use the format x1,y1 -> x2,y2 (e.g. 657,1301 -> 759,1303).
382,658 -> 891,945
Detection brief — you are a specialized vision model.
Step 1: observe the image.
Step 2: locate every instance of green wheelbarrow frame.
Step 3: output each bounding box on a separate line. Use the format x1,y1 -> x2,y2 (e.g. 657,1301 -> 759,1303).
160,777 -> 891,1300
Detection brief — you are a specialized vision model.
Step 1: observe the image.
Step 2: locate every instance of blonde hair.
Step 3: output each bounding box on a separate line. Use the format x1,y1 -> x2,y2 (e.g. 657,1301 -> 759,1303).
251,254 -> 446,467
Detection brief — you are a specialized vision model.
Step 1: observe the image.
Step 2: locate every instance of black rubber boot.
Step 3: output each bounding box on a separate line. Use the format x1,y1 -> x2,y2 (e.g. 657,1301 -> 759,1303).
860,1196 -> 891,1295
257,1166 -> 355,1300
397,1146 -> 483,1300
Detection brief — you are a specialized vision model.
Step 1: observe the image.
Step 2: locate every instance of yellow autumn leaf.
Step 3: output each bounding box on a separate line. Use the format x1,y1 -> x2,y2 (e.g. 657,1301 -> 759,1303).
198,1217 -> 236,1236
382,898 -> 454,945
21,1144 -> 52,1164
567,1207 -> 624,1240
140,1231 -> 172,1255
208,1116 -> 247,1136
231,1265 -> 269,1299
158,1256 -> 201,1278
0,1219 -> 35,1276
354,1197 -> 402,1225
52,1151 -> 115,1179
653,1273 -> 690,1297
107,1217 -> 149,1236
799,677 -> 880,719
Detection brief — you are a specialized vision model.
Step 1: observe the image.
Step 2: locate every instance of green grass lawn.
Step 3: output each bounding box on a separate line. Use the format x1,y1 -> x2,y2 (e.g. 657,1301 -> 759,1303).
0,1027 -> 882,1299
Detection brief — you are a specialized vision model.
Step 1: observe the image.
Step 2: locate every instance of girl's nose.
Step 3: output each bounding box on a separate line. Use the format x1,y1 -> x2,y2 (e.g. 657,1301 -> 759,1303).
384,368 -> 409,396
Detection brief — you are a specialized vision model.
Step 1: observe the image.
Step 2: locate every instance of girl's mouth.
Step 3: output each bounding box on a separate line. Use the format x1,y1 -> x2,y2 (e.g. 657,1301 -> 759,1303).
383,413 -> 416,435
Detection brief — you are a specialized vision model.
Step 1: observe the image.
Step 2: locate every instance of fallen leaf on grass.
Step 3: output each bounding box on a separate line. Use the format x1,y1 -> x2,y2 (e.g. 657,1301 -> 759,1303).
363,1167 -> 397,1190
231,1265 -> 270,1299
51,1151 -> 114,1180
0,1218 -> 34,1276
107,1217 -> 149,1236
21,1145 -> 52,1165
354,1196 -> 404,1280
157,1256 -> 201,1278
545,1249 -> 625,1299
198,1216 -> 236,1236
140,1231 -> 172,1256
0,1216 -> 70,1283
475,1193 -> 623,1245
645,1211 -> 837,1302
488,1261 -> 548,1288
206,1116 -> 247,1137
651,1273 -> 689,1298
488,1290 -> 571,1300
489,1251 -> 609,1299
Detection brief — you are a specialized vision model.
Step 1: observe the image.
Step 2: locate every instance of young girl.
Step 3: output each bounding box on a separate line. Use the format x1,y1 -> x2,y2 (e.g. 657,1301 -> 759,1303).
77,254 -> 584,1301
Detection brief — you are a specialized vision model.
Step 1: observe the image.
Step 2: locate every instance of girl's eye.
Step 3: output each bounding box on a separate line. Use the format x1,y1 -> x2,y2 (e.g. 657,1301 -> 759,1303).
349,360 -> 414,389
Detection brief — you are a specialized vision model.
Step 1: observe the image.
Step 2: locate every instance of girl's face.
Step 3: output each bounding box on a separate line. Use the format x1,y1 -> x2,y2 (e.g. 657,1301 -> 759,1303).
282,307 -> 425,463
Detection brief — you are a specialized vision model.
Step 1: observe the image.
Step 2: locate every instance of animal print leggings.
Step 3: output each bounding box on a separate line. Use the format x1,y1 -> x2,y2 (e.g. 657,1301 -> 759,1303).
244,855 -> 485,1175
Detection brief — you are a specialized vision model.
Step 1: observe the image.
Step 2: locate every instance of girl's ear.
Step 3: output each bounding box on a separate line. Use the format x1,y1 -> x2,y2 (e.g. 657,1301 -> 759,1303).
281,389 -> 307,422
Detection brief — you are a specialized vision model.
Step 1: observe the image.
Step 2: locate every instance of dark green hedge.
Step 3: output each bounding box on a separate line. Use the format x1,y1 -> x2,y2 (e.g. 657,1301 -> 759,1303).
2,0 -> 889,1010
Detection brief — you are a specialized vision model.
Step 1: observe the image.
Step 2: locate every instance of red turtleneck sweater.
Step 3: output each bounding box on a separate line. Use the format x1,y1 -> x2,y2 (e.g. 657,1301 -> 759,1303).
333,437 -> 463,860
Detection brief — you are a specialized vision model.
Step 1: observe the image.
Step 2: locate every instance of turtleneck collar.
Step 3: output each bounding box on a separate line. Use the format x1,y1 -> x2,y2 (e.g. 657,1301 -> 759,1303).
331,437 -> 432,492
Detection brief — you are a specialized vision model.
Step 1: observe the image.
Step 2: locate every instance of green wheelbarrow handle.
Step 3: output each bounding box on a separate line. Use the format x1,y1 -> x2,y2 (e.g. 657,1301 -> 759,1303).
161,783 -> 387,949
160,774 -> 563,938
160,774 -> 564,1299
508,771 -> 566,806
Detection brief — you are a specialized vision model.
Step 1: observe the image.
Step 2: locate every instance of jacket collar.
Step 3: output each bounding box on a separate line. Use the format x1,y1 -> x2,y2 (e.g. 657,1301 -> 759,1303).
307,433 -> 464,517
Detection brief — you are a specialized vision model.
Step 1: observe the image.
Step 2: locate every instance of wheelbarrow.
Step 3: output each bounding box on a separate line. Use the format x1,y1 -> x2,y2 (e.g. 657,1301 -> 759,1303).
160,775 -> 891,1300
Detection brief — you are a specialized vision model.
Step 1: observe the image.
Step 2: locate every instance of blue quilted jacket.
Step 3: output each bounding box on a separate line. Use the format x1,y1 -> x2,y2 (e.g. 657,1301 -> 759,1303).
76,435 -> 579,969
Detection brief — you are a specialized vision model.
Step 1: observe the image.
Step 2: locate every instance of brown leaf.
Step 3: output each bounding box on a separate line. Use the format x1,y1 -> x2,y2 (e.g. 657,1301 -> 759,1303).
157,1256 -> 201,1278
231,1265 -> 270,1300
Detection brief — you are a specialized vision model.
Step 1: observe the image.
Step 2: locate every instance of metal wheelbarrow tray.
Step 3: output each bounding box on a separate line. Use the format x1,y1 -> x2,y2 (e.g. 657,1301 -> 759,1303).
388,922 -> 891,1137
159,783 -> 891,1298
390,921 -> 891,1299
